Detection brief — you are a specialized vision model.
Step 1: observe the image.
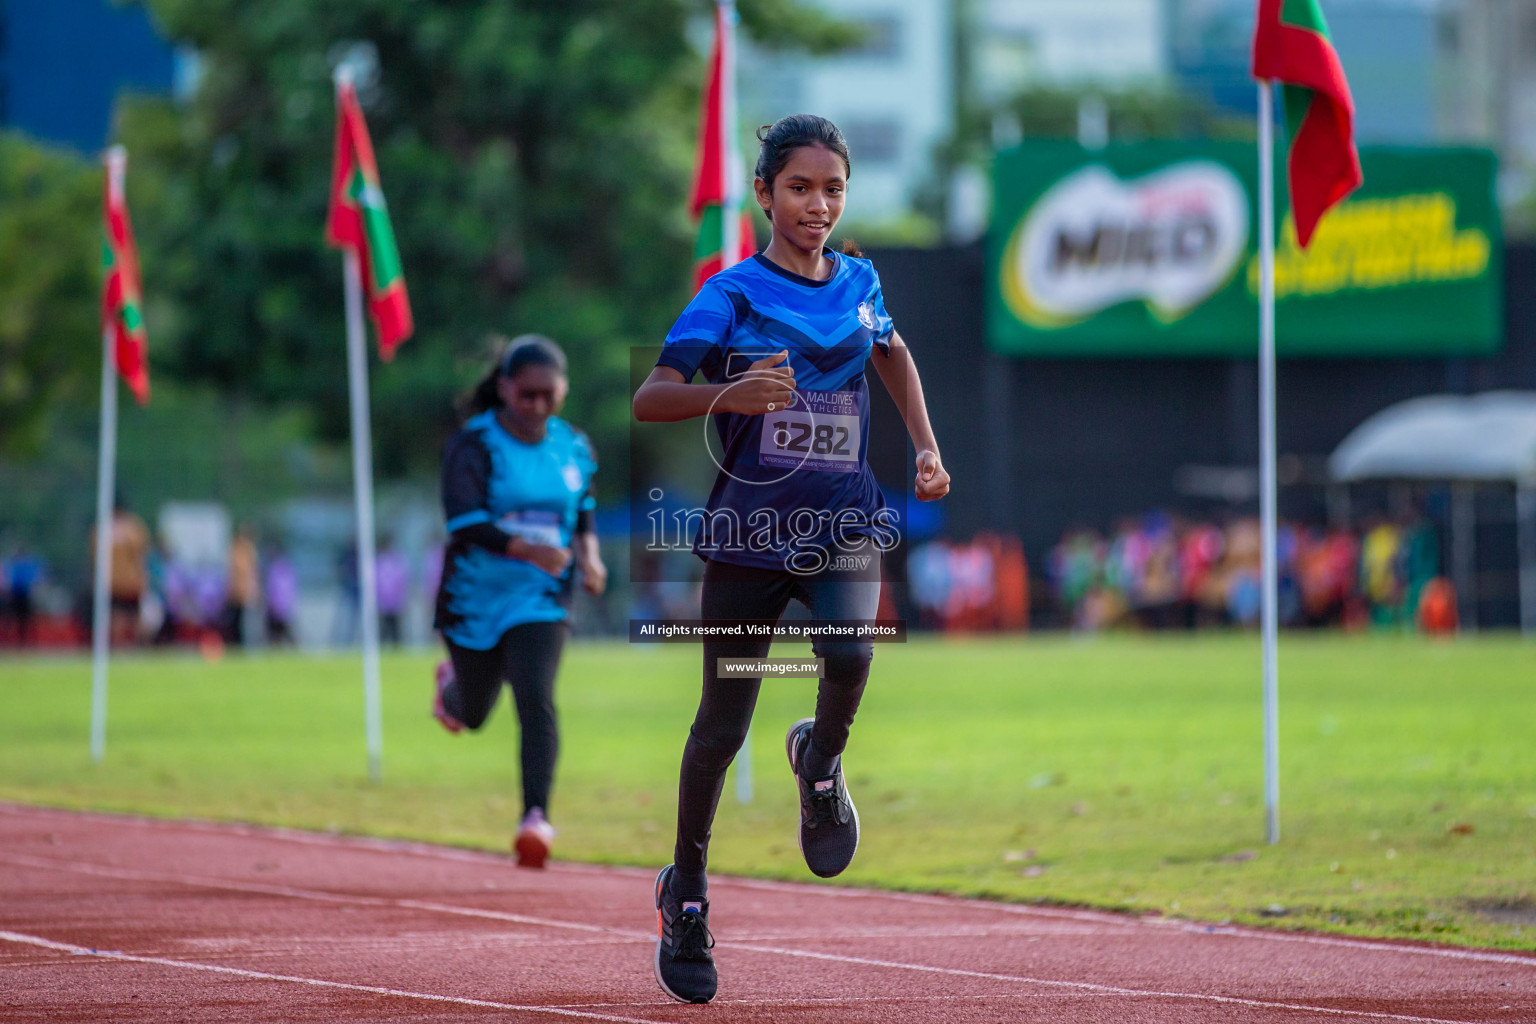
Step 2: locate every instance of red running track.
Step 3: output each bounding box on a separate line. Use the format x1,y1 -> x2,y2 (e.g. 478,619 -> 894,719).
2,803 -> 1533,1023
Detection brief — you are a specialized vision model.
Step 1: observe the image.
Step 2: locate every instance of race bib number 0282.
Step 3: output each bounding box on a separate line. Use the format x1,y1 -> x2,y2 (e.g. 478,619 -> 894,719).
759,389 -> 861,473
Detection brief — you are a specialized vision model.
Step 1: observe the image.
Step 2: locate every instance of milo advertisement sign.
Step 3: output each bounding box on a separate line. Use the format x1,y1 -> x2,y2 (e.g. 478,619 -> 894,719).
986,142 -> 1501,356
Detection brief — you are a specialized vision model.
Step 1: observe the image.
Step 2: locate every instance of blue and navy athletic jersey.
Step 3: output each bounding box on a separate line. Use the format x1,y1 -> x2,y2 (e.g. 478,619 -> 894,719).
434,411 -> 597,649
658,250 -> 896,570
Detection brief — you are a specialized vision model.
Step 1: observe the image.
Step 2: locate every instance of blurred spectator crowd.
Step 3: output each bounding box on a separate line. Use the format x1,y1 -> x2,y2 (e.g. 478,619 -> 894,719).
0,506 -> 441,651
907,532 -> 1030,632
901,512 -> 1457,634
1043,512 -> 1454,633
5,507 -> 1463,648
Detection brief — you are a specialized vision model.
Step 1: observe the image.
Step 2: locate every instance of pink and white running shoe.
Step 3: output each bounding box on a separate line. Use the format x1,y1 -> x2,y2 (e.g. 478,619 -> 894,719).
432,660 -> 464,734
514,808 -> 557,868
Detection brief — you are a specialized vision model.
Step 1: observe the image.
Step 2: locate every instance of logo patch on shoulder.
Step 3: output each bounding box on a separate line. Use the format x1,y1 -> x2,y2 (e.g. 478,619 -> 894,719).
856,300 -> 878,330
562,464 -> 584,491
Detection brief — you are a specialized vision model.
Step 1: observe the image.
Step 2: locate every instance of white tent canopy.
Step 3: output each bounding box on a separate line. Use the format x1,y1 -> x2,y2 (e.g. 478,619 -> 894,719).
1329,391 -> 1536,483
1327,391 -> 1536,633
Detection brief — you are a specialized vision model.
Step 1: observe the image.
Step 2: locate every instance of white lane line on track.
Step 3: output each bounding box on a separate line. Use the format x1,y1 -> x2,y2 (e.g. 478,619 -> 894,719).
6,803 -> 1536,975
0,919 -> 1492,1024
0,803 -> 1142,930
8,801 -> 1536,971
2,853 -> 1513,1024
730,944 -> 1489,1024
2,852 -> 1065,950
0,852 -> 646,939
1162,920 -> 1536,970
0,930 -> 663,1024
558,994 -> 1137,1009
705,876 -> 1536,970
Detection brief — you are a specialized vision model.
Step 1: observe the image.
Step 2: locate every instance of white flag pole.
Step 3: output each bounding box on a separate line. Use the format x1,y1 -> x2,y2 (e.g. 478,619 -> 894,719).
1258,80 -> 1281,845
716,0 -> 752,805
719,0 -> 741,275
344,246 -> 384,786
336,69 -> 384,785
91,146 -> 130,766
90,325 -> 118,765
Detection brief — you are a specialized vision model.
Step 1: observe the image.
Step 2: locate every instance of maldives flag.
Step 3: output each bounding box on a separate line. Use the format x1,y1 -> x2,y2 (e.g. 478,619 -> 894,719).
1252,0 -> 1362,248
101,146 -> 149,405
326,78 -> 413,360
690,1 -> 754,292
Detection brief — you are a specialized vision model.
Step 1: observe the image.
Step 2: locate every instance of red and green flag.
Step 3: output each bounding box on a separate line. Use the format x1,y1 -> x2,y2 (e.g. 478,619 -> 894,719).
689,1 -> 755,292
101,146 -> 149,405
1252,0 -> 1363,248
326,79 -> 413,360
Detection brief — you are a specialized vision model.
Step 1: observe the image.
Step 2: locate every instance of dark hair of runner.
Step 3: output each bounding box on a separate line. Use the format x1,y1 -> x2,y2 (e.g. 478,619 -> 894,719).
462,334 -> 567,417
754,114 -> 850,188
753,115 -> 862,257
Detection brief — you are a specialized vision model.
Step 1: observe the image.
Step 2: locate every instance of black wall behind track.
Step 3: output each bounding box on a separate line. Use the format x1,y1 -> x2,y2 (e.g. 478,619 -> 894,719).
866,243 -> 1536,627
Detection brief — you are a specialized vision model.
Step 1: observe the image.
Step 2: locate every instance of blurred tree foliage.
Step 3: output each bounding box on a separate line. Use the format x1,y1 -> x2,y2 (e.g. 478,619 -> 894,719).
120,0 -> 854,488
0,134 -> 101,459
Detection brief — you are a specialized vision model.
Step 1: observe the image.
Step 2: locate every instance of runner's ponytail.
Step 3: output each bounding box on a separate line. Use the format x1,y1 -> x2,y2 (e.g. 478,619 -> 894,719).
464,365 -> 502,419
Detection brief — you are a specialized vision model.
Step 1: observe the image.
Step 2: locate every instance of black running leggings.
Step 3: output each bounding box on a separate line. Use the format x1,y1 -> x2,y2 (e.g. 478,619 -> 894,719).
673,543 -> 882,878
442,621 -> 567,816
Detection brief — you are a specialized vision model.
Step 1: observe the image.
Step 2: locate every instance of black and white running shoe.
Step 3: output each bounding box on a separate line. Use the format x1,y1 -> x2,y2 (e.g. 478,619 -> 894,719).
653,865 -> 717,1003
785,717 -> 860,878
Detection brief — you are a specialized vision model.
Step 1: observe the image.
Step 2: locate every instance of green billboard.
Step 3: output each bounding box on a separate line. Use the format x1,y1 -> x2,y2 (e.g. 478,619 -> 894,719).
986,142 -> 1502,356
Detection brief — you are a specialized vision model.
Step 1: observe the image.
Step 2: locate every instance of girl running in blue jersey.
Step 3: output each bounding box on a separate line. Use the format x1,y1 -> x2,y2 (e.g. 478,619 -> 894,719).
432,335 -> 607,869
633,114 -> 950,1003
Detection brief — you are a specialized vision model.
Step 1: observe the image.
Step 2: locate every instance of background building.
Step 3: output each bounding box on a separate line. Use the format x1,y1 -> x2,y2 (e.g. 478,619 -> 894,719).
739,0 -> 954,226
971,0 -> 1168,101
1170,0 -> 1438,141
1331,0 -> 1438,143
0,0 -> 180,152
1435,0 -> 1536,209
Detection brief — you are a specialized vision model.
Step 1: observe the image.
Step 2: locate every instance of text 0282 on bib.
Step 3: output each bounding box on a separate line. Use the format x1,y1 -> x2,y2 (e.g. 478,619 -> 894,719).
759,389 -> 861,474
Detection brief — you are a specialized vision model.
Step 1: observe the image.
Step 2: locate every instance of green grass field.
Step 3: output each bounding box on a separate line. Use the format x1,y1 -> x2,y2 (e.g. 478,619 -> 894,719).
3,634 -> 1534,950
